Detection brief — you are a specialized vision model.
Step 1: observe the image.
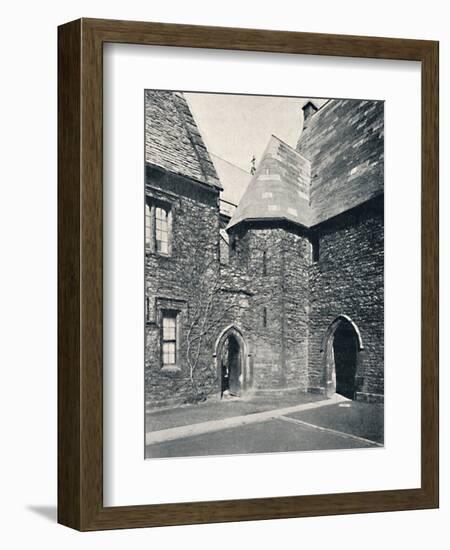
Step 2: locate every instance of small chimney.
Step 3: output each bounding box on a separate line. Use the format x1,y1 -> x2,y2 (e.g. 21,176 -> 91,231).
302,101 -> 318,132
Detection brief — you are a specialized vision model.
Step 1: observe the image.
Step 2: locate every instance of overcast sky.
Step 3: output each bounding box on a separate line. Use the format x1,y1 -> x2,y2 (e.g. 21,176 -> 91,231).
185,92 -> 327,173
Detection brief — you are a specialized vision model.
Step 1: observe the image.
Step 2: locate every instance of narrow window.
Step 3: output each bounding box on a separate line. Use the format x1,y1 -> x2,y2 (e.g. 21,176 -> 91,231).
161,310 -> 177,366
145,296 -> 151,323
311,236 -> 320,263
263,307 -> 267,327
145,203 -> 152,250
262,251 -> 267,276
155,206 -> 169,254
146,200 -> 172,256
230,234 -> 237,252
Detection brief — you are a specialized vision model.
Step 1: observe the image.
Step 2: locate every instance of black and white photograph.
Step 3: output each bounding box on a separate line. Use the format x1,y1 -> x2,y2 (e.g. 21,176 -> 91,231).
144,90 -> 384,459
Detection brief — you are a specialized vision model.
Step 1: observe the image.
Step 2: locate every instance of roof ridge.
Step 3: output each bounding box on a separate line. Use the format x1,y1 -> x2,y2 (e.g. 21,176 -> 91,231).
210,152 -> 251,175
270,134 -> 311,164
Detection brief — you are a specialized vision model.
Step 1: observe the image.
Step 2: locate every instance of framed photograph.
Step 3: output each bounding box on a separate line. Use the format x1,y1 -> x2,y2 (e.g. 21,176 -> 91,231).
58,18 -> 439,530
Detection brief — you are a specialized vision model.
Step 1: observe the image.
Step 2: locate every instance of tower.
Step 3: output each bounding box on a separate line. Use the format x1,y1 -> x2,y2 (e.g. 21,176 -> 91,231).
226,136 -> 313,392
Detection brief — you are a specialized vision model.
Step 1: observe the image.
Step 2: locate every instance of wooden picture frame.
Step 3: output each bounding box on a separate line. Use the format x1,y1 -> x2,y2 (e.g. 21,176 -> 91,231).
58,18 -> 439,531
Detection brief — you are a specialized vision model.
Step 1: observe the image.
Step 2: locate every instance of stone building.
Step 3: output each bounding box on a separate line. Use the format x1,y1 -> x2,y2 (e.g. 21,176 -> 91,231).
144,91 -> 384,411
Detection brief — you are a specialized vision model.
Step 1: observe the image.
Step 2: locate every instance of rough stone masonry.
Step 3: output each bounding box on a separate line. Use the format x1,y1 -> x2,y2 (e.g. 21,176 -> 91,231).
144,91 -> 384,410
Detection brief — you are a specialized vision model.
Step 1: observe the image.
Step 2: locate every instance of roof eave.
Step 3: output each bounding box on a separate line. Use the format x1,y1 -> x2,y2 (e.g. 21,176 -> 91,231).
227,215 -> 311,232
145,161 -> 223,192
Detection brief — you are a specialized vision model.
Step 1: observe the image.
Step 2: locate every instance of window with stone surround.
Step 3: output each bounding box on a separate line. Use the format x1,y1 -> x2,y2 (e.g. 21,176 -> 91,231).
161,310 -> 178,367
154,298 -> 187,372
145,199 -> 172,256
262,250 -> 267,275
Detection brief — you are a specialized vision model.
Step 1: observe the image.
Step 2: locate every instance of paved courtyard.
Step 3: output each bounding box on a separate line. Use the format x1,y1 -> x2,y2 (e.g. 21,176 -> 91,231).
145,394 -> 384,459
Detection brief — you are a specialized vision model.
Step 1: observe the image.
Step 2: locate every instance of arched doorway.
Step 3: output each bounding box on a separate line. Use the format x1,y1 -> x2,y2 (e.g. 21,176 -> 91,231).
322,316 -> 363,399
214,326 -> 249,397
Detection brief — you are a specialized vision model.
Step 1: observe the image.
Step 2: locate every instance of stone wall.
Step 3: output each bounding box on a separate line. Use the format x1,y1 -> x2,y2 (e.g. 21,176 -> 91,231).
308,197 -> 384,401
144,95 -> 385,410
232,227 -> 286,389
145,165 -> 222,409
145,185 -> 383,409
145,166 -> 258,410
227,225 -> 310,391
282,230 -> 311,390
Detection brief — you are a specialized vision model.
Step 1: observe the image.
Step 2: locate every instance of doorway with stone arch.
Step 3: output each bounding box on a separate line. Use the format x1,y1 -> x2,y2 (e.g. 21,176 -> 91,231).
321,315 -> 364,399
214,325 -> 249,397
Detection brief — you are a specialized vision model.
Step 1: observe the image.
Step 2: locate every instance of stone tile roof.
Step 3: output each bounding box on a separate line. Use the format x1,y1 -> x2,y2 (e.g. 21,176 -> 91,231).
227,136 -> 312,230
145,90 -> 222,190
228,98 -> 384,230
298,98 -> 384,226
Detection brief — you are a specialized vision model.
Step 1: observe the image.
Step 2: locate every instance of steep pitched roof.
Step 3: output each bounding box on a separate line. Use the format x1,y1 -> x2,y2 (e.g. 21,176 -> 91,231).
145,90 -> 222,190
227,136 -> 312,230
297,98 -> 384,225
228,98 -> 384,230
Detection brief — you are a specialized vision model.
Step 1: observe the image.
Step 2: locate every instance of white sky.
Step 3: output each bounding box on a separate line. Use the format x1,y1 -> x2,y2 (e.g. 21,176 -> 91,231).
185,92 -> 327,173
